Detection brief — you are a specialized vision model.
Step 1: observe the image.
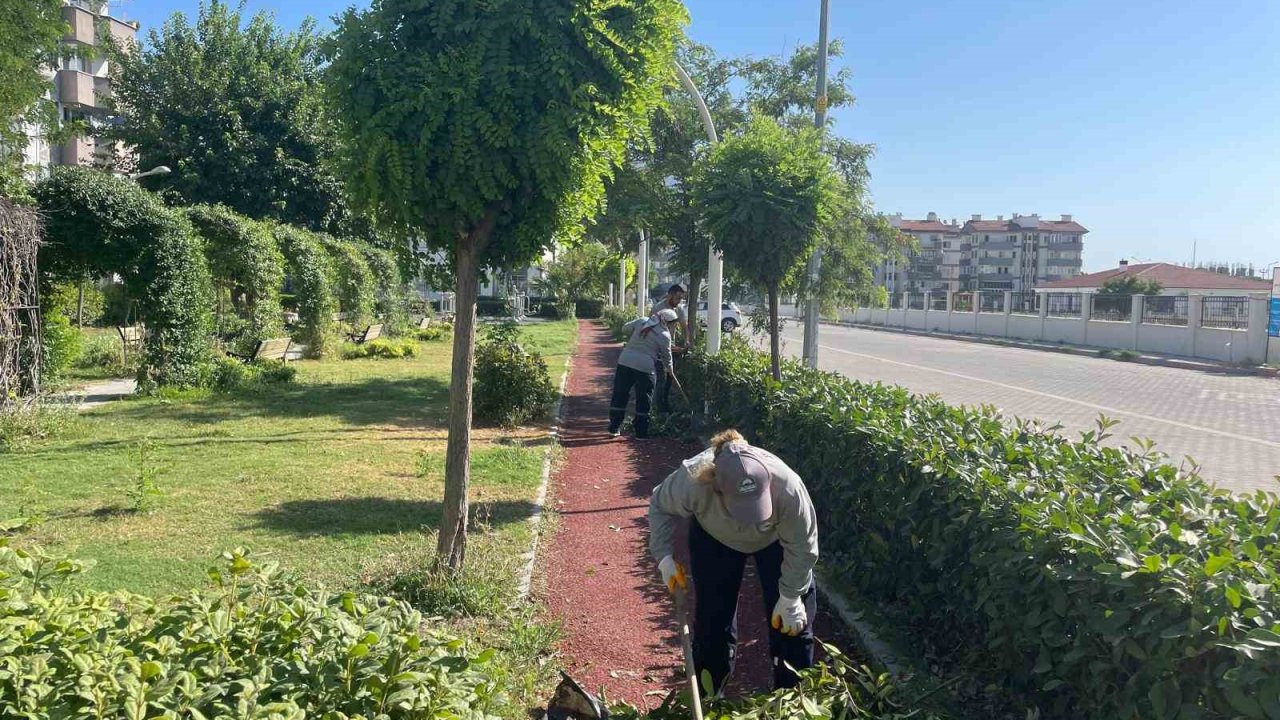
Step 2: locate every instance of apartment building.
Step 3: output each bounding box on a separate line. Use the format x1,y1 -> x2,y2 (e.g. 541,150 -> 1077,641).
879,212 -> 1087,295
21,0 -> 137,176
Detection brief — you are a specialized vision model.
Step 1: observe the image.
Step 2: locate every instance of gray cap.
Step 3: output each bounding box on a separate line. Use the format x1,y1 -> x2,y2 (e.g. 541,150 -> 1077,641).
656,308 -> 678,323
713,442 -> 773,525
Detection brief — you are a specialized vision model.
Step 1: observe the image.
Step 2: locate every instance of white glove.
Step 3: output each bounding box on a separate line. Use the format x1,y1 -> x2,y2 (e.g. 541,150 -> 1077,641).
658,555 -> 687,594
771,595 -> 806,636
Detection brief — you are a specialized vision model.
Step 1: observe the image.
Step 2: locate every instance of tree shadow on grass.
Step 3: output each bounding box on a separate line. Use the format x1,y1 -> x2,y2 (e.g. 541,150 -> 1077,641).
248,497 -> 538,538
105,376 -> 454,429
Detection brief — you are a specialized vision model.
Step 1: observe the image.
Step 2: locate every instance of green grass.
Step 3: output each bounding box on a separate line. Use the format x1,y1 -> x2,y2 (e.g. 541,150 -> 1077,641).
2,320 -> 577,596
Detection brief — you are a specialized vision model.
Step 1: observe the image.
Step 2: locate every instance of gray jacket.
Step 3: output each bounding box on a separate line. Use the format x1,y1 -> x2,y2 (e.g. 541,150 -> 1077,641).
618,318 -> 673,376
649,447 -> 819,598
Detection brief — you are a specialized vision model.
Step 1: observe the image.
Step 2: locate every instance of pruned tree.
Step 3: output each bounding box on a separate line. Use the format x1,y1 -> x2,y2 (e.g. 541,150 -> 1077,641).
326,0 -> 685,569
1100,275 -> 1164,296
693,116 -> 840,381
535,240 -> 618,318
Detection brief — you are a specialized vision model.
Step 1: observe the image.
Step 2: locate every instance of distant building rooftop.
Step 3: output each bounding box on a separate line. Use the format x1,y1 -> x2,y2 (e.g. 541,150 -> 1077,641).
1037,262 -> 1270,292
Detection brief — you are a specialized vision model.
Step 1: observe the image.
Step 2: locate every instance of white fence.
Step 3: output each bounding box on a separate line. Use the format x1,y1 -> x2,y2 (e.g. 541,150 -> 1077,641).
835,291 -> 1275,365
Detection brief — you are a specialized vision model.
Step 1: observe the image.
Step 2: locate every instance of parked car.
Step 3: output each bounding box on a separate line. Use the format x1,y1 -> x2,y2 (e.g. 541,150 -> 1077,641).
696,301 -> 743,333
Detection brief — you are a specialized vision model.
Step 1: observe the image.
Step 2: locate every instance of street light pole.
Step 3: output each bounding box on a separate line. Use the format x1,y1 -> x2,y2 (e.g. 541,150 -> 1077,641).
129,165 -> 171,181
673,62 -> 724,356
801,0 -> 830,368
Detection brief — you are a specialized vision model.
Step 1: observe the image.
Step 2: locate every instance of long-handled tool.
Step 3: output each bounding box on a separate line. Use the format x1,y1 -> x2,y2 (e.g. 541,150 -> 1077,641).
673,586 -> 704,720
668,371 -> 691,405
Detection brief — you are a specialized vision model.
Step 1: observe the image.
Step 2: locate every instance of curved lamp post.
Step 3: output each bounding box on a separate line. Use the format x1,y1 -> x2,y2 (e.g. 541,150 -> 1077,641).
672,62 -> 725,356
129,165 -> 171,181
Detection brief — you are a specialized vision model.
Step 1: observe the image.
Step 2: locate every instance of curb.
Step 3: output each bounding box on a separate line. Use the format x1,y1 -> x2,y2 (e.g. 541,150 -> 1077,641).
515,353 -> 573,602
820,320 -> 1278,378
816,577 -> 911,680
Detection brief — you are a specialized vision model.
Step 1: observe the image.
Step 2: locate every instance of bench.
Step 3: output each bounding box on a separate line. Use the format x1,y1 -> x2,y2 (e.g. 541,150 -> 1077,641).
227,337 -> 293,363
415,316 -> 432,330
332,312 -> 350,323
117,325 -> 145,366
346,323 -> 383,344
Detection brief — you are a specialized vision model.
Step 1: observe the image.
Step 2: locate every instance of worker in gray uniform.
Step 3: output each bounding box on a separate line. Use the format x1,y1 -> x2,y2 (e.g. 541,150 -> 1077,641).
648,430 -> 819,695
650,284 -> 689,412
608,308 -> 677,438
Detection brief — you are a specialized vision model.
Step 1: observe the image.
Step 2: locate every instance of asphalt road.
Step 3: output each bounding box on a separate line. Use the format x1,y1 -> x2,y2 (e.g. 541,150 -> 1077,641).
773,323 -> 1280,495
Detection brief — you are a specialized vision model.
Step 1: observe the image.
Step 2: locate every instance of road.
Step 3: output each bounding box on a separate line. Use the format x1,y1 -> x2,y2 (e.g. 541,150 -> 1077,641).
773,323 -> 1280,495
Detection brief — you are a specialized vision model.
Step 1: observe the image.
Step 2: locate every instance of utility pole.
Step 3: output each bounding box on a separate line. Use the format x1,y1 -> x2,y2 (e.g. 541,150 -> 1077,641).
801,0 -> 830,368
673,62 -> 723,355
636,228 -> 649,318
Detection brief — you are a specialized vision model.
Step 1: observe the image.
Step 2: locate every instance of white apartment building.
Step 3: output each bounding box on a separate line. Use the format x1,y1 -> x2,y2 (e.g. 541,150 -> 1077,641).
21,0 -> 138,178
879,212 -> 1087,296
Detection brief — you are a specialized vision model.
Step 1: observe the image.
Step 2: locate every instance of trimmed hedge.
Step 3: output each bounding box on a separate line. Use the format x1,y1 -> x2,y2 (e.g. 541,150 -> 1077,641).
275,225 -> 338,358
0,542 -> 505,718
684,341 -> 1280,719
360,244 -> 410,336
188,205 -> 286,352
320,235 -> 376,328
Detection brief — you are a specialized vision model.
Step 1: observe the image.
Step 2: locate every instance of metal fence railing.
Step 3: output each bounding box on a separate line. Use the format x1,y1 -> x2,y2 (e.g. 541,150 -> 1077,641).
1200,296 -> 1249,330
1044,292 -> 1083,318
889,294 -> 903,309
930,294 -> 948,311
1090,294 -> 1132,322
979,292 -> 1005,313
1142,295 -> 1189,326
907,293 -> 925,310
952,293 -> 974,312
1009,292 -> 1039,315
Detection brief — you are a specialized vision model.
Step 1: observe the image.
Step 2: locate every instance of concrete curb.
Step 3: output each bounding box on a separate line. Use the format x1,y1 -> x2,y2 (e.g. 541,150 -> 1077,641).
515,353 -> 573,602
821,319 -> 1278,379
816,577 -> 911,680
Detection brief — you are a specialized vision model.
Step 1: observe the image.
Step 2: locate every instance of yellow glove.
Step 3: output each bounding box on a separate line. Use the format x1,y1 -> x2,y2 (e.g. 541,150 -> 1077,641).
771,595 -> 806,636
658,555 -> 687,594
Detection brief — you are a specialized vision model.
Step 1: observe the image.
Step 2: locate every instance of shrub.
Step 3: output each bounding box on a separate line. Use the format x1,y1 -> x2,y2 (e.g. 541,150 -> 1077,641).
320,235 -> 376,327
0,399 -> 77,452
188,205 -> 286,352
38,304 -> 80,386
343,338 -> 418,360
207,356 -> 297,392
684,342 -> 1280,719
601,305 -> 639,342
76,332 -> 121,369
274,224 -> 338,357
574,297 -> 605,319
360,244 -> 411,336
0,544 -> 507,718
474,322 -> 555,427
417,325 -> 451,342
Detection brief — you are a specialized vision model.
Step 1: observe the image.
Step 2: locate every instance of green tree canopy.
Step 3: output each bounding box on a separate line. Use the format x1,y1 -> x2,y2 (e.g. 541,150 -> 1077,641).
535,240 -> 620,317
693,116 -> 841,380
0,0 -> 67,195
325,0 -> 686,569
106,1 -> 345,232
1100,275 -> 1164,296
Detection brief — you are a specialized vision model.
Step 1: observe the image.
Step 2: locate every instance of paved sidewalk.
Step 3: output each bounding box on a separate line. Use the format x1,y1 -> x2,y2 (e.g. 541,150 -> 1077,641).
543,322 -> 837,708
68,378 -> 137,410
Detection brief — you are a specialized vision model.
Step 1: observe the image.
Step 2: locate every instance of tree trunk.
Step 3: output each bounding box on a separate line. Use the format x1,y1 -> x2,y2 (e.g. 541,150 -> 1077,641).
768,282 -> 781,382
437,230 -> 485,570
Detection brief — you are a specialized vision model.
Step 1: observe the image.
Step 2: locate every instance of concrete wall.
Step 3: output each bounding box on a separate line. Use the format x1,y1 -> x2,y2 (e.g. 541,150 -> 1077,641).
838,293 -> 1272,365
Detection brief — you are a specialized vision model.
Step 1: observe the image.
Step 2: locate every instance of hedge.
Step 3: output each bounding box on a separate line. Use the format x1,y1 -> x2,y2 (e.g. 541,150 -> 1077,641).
683,341 -> 1280,719
188,205 -> 286,351
320,235 -> 375,328
0,541 -> 505,718
359,244 -> 410,336
274,225 -> 338,358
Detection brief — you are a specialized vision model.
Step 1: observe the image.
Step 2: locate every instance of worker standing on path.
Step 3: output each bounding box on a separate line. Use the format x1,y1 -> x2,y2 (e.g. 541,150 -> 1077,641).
648,430 -> 819,695
608,308 -> 677,439
651,284 -> 690,413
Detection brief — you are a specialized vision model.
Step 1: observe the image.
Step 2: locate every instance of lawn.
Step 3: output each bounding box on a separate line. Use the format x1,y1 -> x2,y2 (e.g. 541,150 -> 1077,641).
2,319 -> 578,597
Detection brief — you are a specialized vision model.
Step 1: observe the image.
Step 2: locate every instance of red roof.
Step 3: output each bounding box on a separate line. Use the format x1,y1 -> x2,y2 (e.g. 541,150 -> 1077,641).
897,220 -> 959,233
1038,263 -> 1271,291
963,219 -> 1089,233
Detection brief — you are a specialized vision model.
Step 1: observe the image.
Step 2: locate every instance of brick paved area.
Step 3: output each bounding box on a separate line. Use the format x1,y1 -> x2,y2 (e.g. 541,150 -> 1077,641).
777,324 -> 1280,495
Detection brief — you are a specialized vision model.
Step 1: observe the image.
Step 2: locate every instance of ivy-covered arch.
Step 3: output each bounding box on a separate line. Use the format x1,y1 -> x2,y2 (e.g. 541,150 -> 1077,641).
35,167 -> 214,389
187,205 -> 286,352
318,236 -> 375,328
273,224 -> 337,357
358,244 -> 408,335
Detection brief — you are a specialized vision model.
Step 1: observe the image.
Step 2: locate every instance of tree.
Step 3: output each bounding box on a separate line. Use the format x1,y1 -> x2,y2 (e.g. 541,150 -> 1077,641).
105,1 -> 346,232
535,241 -> 619,318
693,116 -> 841,381
1100,275 -> 1163,296
326,0 -> 685,569
0,0 -> 69,196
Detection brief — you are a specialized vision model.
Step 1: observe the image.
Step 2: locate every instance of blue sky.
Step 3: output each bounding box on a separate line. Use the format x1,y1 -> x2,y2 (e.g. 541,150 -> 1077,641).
111,0 -> 1280,274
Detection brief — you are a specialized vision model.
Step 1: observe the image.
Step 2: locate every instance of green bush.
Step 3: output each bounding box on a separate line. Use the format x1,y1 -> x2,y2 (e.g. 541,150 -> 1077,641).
207,356 -> 297,392
74,332 -> 138,377
38,305 -> 80,386
416,326 -> 451,342
573,298 -> 605,319
360,245 -> 410,336
320,236 -> 376,327
684,341 -> 1280,719
274,224 -> 338,357
0,543 -> 507,718
343,338 -> 419,360
601,305 -> 639,342
0,400 -> 77,452
474,322 -> 555,427
188,205 -> 287,353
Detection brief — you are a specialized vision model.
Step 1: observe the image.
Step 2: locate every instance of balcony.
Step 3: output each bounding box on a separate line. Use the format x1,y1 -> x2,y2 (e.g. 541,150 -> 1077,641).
980,240 -> 1019,251
62,5 -> 97,44
57,135 -> 95,166
58,70 -> 96,107
93,76 -> 112,103
979,257 -> 1016,267
1046,257 -> 1083,268
107,16 -> 139,48
1043,240 -> 1084,252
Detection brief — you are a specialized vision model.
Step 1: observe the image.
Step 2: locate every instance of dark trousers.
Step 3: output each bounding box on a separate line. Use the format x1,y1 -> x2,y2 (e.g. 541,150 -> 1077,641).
689,521 -> 816,695
654,359 -> 672,412
607,365 -> 654,437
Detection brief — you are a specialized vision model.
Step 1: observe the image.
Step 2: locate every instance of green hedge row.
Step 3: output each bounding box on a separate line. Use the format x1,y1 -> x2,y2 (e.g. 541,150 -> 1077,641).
0,540 -> 506,719
683,341 -> 1280,719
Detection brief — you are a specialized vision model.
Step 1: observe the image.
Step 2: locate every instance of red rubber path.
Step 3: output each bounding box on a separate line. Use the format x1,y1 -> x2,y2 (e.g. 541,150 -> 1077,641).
543,321 -> 837,709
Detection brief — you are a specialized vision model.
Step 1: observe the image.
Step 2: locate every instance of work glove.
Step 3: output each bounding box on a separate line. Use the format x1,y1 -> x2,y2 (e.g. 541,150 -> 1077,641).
771,595 -> 806,636
658,555 -> 688,594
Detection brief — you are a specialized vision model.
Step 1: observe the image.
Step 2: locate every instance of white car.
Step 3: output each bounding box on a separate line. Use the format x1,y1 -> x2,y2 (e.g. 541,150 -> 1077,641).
696,301 -> 743,333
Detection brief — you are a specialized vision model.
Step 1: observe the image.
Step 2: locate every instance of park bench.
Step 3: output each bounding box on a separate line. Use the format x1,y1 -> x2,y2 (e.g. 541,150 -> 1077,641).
415,315 -> 432,330
346,323 -> 383,344
332,311 -> 350,323
116,324 -> 145,367
227,337 -> 293,363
